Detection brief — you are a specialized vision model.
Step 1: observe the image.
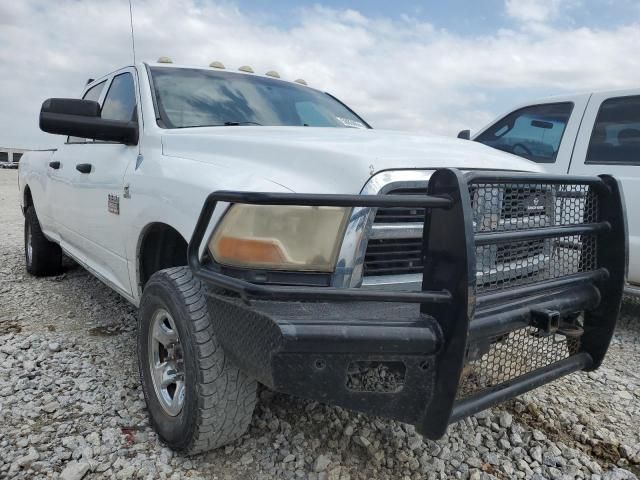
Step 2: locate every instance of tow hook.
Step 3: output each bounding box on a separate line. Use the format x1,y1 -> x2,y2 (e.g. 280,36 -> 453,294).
531,308 -> 561,334
531,309 -> 584,337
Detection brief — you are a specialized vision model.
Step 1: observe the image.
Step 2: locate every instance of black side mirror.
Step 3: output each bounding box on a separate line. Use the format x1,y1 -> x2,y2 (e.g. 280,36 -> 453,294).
39,98 -> 138,145
457,129 -> 471,140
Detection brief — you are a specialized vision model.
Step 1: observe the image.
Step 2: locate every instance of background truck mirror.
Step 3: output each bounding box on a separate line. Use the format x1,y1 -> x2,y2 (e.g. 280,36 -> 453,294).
457,129 -> 471,140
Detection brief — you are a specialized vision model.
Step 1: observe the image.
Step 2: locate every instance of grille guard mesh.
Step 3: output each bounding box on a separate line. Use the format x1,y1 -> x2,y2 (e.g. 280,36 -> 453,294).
459,180 -> 599,397
365,182 -> 601,290
458,327 -> 581,399
471,182 -> 599,294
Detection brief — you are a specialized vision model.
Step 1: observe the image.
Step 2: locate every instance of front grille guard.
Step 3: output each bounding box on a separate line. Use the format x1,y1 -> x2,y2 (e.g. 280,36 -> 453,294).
188,168 -> 627,439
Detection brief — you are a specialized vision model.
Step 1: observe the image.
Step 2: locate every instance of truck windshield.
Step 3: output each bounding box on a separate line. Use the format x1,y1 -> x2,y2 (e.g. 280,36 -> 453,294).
149,67 -> 369,129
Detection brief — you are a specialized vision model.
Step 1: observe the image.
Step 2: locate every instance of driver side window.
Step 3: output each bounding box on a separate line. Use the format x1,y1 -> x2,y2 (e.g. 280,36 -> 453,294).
475,103 -> 573,163
101,72 -> 137,122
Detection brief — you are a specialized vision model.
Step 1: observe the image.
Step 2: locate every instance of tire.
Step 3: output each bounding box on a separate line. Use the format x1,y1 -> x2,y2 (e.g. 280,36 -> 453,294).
24,206 -> 62,276
138,266 -> 257,454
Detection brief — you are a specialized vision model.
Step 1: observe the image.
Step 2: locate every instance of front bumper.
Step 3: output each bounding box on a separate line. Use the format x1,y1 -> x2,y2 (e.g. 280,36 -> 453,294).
187,169 -> 627,439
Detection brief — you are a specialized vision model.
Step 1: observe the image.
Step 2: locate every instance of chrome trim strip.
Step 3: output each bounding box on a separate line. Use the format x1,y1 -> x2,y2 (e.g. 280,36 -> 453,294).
362,273 -> 422,289
361,256 -> 551,290
331,170 -> 433,288
370,223 -> 423,239
477,255 -> 550,286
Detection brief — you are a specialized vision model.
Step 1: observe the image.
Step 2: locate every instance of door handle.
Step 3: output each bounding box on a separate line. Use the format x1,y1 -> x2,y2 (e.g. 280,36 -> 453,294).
76,163 -> 92,174
49,161 -> 60,169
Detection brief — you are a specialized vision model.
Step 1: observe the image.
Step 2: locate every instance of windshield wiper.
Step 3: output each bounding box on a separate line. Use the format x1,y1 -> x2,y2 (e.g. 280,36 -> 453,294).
223,121 -> 262,126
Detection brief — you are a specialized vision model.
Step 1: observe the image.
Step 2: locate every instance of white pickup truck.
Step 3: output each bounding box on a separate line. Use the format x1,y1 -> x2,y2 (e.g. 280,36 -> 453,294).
465,90 -> 639,296
19,60 -> 627,454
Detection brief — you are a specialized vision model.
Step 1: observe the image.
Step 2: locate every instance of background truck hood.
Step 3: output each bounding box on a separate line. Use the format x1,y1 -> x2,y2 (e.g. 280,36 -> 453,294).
161,126 -> 542,193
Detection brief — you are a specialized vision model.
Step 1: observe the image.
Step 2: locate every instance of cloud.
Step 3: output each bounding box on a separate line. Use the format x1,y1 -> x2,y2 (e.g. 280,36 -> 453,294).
0,0 -> 639,149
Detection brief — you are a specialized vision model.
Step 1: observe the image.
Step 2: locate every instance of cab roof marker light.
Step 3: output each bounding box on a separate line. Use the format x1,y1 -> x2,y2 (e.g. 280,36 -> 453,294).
265,70 -> 280,78
294,78 -> 307,85
238,65 -> 254,73
209,61 -> 225,69
157,56 -> 173,64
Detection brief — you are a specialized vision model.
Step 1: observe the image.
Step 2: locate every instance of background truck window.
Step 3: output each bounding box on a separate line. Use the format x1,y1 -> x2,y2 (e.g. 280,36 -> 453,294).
586,95 -> 640,166
475,103 -> 573,163
101,73 -> 137,122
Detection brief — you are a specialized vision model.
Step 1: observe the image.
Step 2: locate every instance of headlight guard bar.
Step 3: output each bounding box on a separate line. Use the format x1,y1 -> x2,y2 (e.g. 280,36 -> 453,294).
187,187 -> 456,304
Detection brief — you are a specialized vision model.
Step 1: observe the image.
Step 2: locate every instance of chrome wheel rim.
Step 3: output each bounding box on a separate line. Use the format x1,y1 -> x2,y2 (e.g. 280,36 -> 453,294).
148,309 -> 185,416
26,222 -> 33,266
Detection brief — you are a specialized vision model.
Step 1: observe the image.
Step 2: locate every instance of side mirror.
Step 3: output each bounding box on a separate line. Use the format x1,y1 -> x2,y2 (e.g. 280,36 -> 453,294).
39,98 -> 138,145
457,129 -> 471,140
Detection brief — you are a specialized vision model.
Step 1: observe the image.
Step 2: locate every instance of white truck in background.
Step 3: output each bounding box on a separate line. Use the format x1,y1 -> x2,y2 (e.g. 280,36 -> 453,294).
465,90 -> 640,295
18,60 -> 627,454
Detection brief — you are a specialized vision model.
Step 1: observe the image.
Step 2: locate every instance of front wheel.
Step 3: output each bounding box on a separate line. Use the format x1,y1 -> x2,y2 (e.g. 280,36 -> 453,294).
138,267 -> 257,454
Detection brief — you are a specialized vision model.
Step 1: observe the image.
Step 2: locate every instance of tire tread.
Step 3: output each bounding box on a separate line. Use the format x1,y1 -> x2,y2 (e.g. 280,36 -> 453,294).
139,266 -> 257,454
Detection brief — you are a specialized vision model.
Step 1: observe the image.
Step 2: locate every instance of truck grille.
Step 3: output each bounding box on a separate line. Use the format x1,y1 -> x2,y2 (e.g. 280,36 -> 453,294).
373,187 -> 427,223
364,182 -> 599,294
363,238 -> 423,276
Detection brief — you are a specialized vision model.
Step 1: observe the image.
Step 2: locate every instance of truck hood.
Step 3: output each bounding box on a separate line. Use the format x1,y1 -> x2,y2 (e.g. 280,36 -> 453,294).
161,126 -> 542,193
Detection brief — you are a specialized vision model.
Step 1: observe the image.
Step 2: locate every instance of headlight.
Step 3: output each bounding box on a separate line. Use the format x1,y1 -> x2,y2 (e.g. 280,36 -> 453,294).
209,204 -> 350,272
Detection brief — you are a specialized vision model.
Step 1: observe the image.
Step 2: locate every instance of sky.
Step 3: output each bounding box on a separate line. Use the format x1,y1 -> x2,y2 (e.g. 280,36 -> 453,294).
1,0 -> 639,149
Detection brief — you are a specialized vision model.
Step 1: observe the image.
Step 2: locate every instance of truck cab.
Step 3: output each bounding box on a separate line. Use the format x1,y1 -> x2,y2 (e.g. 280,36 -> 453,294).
472,90 -> 640,292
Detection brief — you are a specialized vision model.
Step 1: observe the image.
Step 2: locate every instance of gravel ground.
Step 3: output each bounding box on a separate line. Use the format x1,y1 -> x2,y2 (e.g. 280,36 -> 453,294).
1,168 -> 640,480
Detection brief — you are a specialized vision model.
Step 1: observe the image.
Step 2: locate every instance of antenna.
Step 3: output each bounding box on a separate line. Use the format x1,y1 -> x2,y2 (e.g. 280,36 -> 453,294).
128,0 -> 137,64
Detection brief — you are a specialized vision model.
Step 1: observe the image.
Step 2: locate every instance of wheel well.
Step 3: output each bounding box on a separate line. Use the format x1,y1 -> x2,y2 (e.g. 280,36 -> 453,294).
138,223 -> 188,290
23,186 -> 33,214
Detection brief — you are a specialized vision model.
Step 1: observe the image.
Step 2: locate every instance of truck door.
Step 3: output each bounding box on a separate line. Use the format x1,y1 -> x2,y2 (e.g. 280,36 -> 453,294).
51,69 -> 140,297
46,79 -> 108,238
568,91 -> 640,285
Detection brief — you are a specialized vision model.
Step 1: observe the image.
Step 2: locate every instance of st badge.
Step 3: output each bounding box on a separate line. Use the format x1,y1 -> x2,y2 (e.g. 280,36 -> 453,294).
108,194 -> 120,215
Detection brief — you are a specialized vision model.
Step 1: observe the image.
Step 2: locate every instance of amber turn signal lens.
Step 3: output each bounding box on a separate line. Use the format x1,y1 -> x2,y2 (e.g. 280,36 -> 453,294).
215,237 -> 287,264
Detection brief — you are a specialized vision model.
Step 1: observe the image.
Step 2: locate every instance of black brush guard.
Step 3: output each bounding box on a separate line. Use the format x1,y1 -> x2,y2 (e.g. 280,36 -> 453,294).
187,169 -> 627,439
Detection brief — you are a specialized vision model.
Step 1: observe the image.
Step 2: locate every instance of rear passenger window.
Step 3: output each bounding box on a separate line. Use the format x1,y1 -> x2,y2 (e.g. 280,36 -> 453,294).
586,96 -> 640,165
475,103 -> 573,163
83,81 -> 106,103
101,73 -> 137,122
67,80 -> 107,144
